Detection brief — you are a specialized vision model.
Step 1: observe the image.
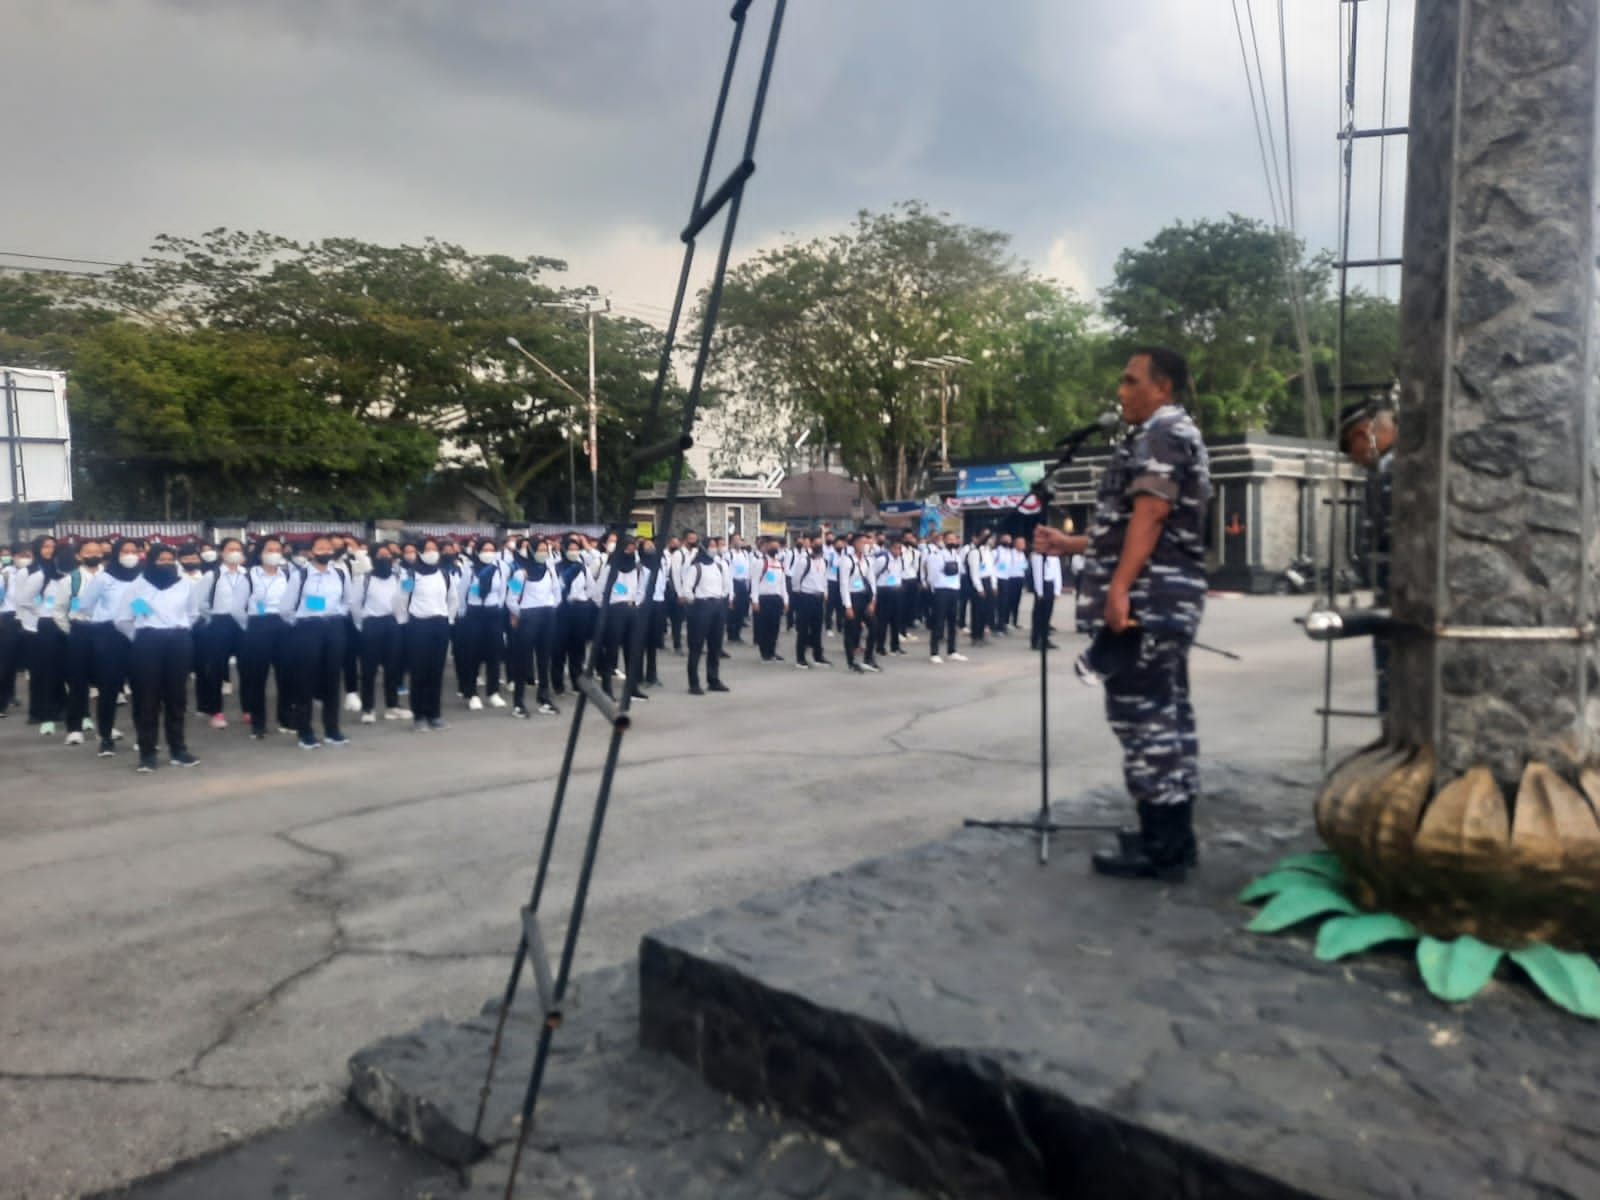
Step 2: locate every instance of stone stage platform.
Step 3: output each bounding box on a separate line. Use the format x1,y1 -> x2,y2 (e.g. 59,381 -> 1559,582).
350,763 -> 1600,1199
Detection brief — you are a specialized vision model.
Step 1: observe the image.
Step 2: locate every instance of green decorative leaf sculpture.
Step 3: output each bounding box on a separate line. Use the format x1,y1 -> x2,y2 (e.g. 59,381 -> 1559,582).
1238,869 -> 1334,904
1508,945 -> 1600,1020
1263,851 -> 1347,883
1417,936 -> 1504,1003
1314,913 -> 1419,961
1246,882 -> 1359,933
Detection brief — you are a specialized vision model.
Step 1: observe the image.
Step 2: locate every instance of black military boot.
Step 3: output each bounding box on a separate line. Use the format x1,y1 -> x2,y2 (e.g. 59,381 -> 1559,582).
1094,802 -> 1195,881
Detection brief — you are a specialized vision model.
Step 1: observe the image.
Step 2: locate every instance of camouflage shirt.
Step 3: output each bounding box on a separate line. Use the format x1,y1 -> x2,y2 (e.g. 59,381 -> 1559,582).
1076,405 -> 1212,640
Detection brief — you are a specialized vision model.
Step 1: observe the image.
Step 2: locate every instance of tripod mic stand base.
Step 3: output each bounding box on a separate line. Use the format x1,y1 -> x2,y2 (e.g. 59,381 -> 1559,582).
963,815 -> 1122,865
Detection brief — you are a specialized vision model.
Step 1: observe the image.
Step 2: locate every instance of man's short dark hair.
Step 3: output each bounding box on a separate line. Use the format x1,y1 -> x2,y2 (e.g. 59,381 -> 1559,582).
1131,346 -> 1191,402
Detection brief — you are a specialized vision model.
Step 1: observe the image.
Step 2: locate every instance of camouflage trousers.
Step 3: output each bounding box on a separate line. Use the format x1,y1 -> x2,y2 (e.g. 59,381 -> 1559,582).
1104,635 -> 1198,809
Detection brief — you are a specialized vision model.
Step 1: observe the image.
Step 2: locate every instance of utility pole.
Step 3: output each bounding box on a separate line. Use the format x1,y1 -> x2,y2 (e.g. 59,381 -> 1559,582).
538,298 -> 610,526
910,354 -> 970,471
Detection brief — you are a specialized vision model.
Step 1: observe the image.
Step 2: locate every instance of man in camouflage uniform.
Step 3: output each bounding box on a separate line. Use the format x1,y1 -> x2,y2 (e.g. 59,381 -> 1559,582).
1339,395 -> 1396,715
1034,348 -> 1212,880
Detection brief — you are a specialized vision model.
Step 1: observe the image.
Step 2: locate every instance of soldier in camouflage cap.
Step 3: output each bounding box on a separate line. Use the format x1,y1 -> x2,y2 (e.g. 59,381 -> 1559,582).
1034,347 -> 1212,881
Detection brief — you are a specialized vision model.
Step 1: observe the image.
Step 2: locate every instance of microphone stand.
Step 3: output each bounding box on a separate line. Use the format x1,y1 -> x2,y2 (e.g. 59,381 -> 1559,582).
962,434 -> 1119,865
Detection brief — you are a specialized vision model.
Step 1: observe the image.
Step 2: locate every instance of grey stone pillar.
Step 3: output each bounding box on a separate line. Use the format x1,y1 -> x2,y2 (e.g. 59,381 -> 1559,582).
1390,0 -> 1600,787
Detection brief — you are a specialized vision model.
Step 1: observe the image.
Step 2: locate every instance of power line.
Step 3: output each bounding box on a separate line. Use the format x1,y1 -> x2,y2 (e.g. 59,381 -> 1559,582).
0,250 -> 126,268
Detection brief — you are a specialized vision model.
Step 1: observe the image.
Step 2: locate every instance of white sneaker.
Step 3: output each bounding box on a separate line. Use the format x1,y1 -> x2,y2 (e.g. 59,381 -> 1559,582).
467,695 -> 484,712
488,694 -> 507,709
111,727 -> 125,741
209,713 -> 228,730
360,711 -> 377,725
40,722 -> 55,737
82,717 -> 95,733
222,681 -> 233,697
64,731 -> 84,746
902,634 -> 918,643
950,652 -> 969,662
343,691 -> 362,714
385,707 -> 413,721
930,655 -> 943,665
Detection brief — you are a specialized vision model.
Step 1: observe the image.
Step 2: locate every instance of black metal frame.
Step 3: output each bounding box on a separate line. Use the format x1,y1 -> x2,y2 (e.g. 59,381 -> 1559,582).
469,4 -> 789,1196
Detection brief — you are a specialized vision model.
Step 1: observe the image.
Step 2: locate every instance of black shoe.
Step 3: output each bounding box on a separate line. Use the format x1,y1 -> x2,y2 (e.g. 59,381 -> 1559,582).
849,662 -> 865,675
513,705 -> 531,719
861,660 -> 882,674
324,733 -> 350,747
299,733 -> 321,750
136,753 -> 158,773
97,738 -> 115,757
1094,803 -> 1195,881
813,658 -> 833,667
708,681 -> 730,693
719,650 -> 732,660
171,750 -> 200,768
644,676 -> 663,688
630,688 -> 649,702
688,684 -> 705,696
1116,827 -> 1199,868
538,701 -> 559,716
771,653 -> 784,662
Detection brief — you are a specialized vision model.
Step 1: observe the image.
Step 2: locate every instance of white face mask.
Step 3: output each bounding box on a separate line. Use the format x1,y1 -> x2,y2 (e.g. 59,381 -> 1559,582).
262,551 -> 285,568
224,550 -> 245,566
119,554 -> 141,570
421,551 -> 441,566
200,550 -> 218,563
479,551 -> 497,565
15,558 -> 32,570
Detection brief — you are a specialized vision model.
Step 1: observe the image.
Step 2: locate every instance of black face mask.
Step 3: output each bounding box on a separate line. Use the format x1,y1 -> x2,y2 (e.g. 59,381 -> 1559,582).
373,558 -> 394,578
615,551 -> 638,573
440,553 -> 458,568
80,556 -> 102,569
313,552 -> 334,565
146,563 -> 179,589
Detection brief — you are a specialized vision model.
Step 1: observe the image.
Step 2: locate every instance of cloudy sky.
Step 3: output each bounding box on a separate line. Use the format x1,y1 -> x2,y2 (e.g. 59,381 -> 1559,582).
6,0 -> 1413,323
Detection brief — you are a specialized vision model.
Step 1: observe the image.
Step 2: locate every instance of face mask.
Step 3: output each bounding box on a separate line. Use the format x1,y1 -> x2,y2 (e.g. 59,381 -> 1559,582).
262,551 -> 284,568
421,551 -> 441,566
0,556 -> 9,566
403,557 -> 418,568
373,558 -> 394,578
15,558 -> 32,570
116,553 -> 141,570
565,549 -> 582,563
224,551 -> 244,566
534,551 -> 550,565
313,552 -> 333,565
479,551 -> 497,565
81,556 -> 102,569
604,542 -> 617,554
147,564 -> 178,586
200,550 -> 218,563
182,564 -> 201,575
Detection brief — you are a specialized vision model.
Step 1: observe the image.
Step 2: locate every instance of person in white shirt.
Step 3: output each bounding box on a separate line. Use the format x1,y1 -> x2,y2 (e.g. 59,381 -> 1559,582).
507,537 -> 563,717
725,536 -> 756,645
459,537 -> 510,712
114,545 -> 201,772
638,539 -> 669,689
283,535 -> 354,749
60,540 -> 104,745
674,535 -> 730,695
241,536 -> 294,740
787,536 -> 831,669
15,535 -> 69,734
839,531 -> 881,674
353,543 -> 409,723
750,538 -> 790,662
402,538 -> 459,732
1029,548 -> 1064,651
197,538 -> 250,729
965,530 -> 995,646
870,536 -> 904,660
0,543 -> 23,715
894,533 -> 922,646
596,535 -> 649,703
81,537 -> 143,754
921,532 -> 968,664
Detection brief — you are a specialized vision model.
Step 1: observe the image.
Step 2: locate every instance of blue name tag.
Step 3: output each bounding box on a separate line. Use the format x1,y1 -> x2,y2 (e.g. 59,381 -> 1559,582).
850,579 -> 865,592
305,594 -> 328,613
734,563 -> 748,578
613,581 -> 628,597
886,575 -> 898,587
402,578 -> 415,593
131,598 -> 154,617
70,597 -> 80,612
255,600 -> 268,615
470,581 -> 481,598
509,577 -> 525,594
764,570 -> 777,583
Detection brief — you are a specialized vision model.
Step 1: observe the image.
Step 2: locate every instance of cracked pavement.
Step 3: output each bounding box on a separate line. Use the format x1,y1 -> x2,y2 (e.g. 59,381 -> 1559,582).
0,598 -> 1376,1198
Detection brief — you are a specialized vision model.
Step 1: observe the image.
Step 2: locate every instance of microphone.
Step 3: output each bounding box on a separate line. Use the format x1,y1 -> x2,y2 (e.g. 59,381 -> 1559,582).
1055,412 -> 1120,449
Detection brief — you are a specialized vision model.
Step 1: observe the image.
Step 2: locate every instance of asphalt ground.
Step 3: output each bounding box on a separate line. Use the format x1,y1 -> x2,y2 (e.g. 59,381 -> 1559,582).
0,595 -> 1378,1198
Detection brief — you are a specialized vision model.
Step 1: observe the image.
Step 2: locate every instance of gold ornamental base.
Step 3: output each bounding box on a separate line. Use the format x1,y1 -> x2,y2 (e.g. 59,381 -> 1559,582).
1315,745 -> 1600,951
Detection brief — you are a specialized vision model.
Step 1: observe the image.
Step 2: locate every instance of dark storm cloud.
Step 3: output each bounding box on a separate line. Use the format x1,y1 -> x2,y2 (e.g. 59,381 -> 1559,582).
5,0 -> 1410,308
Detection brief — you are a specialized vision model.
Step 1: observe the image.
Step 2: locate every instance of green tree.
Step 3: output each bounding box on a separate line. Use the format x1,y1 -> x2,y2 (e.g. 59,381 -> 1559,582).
705,202 -> 1103,502
1101,214 -> 1331,434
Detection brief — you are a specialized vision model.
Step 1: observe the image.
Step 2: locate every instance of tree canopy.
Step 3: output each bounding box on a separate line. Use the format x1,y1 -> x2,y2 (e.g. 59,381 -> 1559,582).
1,231 -> 672,521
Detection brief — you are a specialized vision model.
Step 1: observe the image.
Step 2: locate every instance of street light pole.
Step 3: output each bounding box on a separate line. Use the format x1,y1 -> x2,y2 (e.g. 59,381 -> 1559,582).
910,354 -> 971,471
585,304 -> 599,526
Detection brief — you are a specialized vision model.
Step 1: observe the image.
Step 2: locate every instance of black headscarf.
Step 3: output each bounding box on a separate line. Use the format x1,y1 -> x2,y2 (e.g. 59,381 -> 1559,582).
32,536 -> 62,582
145,557 -> 181,590
107,540 -> 142,583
